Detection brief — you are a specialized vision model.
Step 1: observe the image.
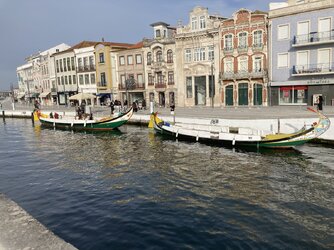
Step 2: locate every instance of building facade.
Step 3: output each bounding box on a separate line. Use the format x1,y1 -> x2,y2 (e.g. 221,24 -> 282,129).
16,62 -> 33,103
116,42 -> 146,105
269,0 -> 334,106
175,6 -> 224,107
95,42 -> 133,105
143,22 -> 176,107
220,9 -> 269,107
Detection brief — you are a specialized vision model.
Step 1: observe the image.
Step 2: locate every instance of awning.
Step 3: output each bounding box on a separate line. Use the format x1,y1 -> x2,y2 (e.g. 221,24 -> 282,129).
17,93 -> 25,99
39,92 -> 51,98
31,93 -> 39,98
96,93 -> 110,98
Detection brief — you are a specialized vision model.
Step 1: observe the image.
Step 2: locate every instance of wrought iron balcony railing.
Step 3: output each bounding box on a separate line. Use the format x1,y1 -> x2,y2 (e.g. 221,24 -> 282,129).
77,65 -> 96,72
292,63 -> 334,75
293,30 -> 334,46
223,47 -> 233,54
221,70 -> 267,80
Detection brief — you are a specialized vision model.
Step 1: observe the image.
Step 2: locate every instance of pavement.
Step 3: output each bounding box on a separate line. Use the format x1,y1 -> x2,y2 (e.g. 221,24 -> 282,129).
0,193 -> 77,250
1,97 -> 334,120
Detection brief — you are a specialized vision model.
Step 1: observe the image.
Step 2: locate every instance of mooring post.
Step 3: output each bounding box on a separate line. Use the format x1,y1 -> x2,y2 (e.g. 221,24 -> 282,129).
278,118 -> 280,134
2,110 -> 5,122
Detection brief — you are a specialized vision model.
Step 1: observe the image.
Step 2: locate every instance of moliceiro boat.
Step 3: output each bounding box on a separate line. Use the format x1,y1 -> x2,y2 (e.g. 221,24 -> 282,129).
35,107 -> 133,131
149,108 -> 330,149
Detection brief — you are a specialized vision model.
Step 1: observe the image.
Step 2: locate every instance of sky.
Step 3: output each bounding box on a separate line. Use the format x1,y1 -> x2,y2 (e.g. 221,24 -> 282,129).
0,0 -> 274,91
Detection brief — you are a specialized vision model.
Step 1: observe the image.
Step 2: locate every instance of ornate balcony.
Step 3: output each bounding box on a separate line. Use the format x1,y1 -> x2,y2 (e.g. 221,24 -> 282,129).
293,30 -> 334,47
292,63 -> 334,76
252,43 -> 264,51
77,65 -> 96,73
221,70 -> 267,80
223,47 -> 233,54
155,83 -> 166,89
237,45 -> 248,53
118,82 -> 145,91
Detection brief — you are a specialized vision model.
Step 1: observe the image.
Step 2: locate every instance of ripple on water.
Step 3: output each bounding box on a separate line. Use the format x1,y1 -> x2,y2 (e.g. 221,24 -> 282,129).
0,121 -> 334,249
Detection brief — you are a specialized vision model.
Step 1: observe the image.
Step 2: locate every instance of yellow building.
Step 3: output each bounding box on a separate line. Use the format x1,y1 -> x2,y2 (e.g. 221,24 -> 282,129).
94,42 -> 132,105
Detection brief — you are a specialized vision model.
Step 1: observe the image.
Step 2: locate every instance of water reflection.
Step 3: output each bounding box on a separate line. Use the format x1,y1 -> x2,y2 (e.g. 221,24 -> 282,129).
0,120 -> 333,249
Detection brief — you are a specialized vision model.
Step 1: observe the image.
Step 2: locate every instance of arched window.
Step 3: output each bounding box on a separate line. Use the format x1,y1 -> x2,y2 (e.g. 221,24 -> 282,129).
224,34 -> 233,50
167,50 -> 173,63
147,52 -> 152,65
156,51 -> 163,62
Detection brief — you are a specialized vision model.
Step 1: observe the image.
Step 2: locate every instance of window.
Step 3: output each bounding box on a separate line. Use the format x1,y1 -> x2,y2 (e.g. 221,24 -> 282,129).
137,74 -> 143,84
127,55 -> 133,65
89,56 -> 94,67
85,74 -> 89,84
297,21 -> 310,43
65,76 -> 68,85
156,72 -> 163,84
100,72 -> 106,85
297,51 -> 309,69
168,71 -> 174,85
61,76 -> 64,85
63,58 -> 67,72
56,60 -> 59,73
121,75 -> 126,87
318,49 -> 331,70
79,75 -> 84,85
167,50 -> 173,63
156,51 -> 163,62
99,53 -> 105,63
238,32 -> 247,48
147,52 -> 152,65
191,16 -> 198,30
253,30 -> 263,46
224,58 -> 233,73
185,49 -> 192,62
78,58 -> 82,68
224,34 -> 233,50
156,29 -> 161,38
254,56 -> 262,72
200,47 -> 206,61
148,73 -> 153,85
73,75 -> 76,84
67,58 -> 71,71
208,46 -> 214,61
238,57 -> 248,72
319,18 -> 331,40
84,57 -> 88,69
69,75 -> 72,84
186,77 -> 192,98
60,59 -> 63,72
194,48 -> 200,61
90,74 -> 95,84
119,56 -> 125,65
57,77 -> 60,85
277,53 -> 289,68
278,24 -> 289,40
199,16 -> 206,29
71,57 -> 75,70
136,54 -> 142,64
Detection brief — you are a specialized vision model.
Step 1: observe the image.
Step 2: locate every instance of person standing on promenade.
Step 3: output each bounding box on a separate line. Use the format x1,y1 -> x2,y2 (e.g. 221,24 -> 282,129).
317,95 -> 323,111
109,100 -> 114,115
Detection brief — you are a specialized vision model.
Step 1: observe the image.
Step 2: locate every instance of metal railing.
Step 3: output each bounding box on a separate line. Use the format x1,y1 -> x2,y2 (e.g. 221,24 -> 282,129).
77,65 -> 96,72
293,30 -> 334,45
223,47 -> 233,54
221,70 -> 267,80
293,63 -> 334,75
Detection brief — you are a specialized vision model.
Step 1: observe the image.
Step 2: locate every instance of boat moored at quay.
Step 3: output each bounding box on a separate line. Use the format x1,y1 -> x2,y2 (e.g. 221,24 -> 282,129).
149,108 -> 331,149
34,107 -> 133,131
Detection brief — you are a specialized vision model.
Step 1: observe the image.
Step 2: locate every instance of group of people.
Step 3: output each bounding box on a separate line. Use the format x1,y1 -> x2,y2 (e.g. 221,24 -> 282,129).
109,99 -> 146,114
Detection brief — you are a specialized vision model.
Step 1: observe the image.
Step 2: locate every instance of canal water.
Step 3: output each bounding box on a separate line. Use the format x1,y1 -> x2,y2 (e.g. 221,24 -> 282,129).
0,119 -> 333,249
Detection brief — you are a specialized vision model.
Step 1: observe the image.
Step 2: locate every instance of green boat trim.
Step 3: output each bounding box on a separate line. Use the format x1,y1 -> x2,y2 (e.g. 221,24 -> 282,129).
37,107 -> 133,131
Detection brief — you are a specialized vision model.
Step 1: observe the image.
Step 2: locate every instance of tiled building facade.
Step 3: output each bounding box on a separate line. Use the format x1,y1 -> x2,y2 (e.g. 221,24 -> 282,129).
220,9 -> 269,107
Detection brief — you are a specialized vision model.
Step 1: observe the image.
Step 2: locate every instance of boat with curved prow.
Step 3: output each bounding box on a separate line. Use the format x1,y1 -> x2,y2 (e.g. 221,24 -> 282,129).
35,107 -> 133,131
149,108 -> 330,149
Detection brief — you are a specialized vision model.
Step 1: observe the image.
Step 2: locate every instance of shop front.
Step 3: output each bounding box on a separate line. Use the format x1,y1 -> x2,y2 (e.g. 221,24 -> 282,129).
279,86 -> 308,105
